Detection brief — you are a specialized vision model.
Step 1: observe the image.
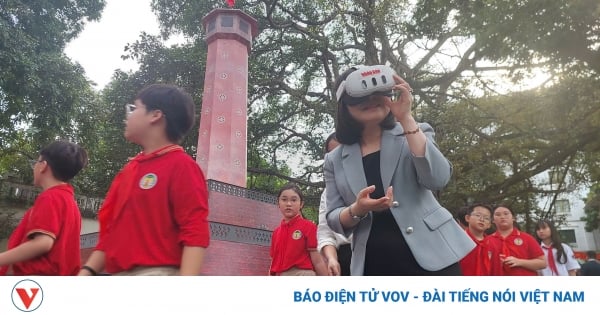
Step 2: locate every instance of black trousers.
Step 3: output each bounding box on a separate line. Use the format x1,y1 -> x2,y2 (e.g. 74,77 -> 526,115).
338,243 -> 352,276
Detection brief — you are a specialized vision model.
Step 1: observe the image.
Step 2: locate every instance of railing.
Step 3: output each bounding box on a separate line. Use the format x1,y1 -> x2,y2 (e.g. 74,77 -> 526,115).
80,221 -> 273,249
208,180 -> 277,204
0,181 -> 103,219
0,179 -> 320,218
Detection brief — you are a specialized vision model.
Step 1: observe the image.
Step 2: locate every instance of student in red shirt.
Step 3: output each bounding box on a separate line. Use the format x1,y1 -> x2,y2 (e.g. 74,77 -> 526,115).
79,84 -> 210,276
0,141 -> 88,275
270,183 -> 328,276
488,205 -> 546,276
459,203 -> 502,276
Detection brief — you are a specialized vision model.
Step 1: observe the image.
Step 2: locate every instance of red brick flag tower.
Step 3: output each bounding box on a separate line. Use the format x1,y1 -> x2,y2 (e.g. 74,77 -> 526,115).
79,7 -> 283,275
197,8 -> 258,187
195,8 -> 283,275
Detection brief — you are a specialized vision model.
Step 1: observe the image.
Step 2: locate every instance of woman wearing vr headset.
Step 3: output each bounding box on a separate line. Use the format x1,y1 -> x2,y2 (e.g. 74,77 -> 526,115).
324,65 -> 475,275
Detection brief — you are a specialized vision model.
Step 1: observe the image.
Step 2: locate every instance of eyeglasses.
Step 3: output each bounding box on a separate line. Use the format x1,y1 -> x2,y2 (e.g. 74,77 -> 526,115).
29,159 -> 42,169
470,213 -> 491,222
125,104 -> 136,116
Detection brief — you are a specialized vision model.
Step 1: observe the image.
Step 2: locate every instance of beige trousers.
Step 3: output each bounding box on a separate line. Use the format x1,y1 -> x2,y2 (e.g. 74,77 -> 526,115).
113,266 -> 179,276
277,267 -> 316,276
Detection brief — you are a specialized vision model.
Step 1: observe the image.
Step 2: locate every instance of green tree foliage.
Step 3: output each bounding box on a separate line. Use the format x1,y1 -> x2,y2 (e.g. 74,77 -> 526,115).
84,34 -> 209,196
0,0 -> 106,185
2,1 -> 598,233
140,0 -> 599,224
447,0 -> 600,73
437,74 -> 600,231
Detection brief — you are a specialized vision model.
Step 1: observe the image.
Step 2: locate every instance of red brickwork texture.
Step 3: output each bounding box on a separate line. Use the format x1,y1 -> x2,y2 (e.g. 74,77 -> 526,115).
201,239 -> 270,275
204,191 -> 278,275
208,190 -> 281,230
80,192 -> 281,275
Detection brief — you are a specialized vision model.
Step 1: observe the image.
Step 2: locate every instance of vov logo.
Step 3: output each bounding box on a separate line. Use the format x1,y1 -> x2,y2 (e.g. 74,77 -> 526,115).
11,279 -> 44,312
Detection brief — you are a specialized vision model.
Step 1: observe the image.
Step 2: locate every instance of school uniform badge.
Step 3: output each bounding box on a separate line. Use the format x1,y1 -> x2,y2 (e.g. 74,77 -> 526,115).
292,230 -> 303,240
513,237 -> 523,246
139,173 -> 158,189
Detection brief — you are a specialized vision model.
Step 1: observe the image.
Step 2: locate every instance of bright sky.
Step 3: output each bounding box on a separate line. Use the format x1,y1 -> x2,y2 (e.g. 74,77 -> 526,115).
65,0 -> 160,90
64,0 -> 551,93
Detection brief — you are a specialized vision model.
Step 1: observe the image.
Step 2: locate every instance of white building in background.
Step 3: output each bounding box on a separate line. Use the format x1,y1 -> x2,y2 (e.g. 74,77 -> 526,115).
551,193 -> 599,251
536,170 -> 600,252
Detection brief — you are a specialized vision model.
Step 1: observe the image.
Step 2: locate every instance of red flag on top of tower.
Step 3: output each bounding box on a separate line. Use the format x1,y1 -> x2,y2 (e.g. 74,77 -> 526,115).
226,0 -> 235,7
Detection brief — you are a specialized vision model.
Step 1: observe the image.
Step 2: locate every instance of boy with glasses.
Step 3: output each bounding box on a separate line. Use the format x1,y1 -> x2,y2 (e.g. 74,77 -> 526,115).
0,141 -> 88,275
459,203 -> 502,276
79,84 -> 210,276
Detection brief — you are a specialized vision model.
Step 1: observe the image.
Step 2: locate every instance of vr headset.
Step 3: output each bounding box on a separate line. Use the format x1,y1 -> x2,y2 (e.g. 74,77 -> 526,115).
335,65 -> 396,106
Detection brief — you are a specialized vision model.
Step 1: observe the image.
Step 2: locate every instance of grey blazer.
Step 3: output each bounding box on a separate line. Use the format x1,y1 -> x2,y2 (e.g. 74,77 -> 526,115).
324,122 -> 475,275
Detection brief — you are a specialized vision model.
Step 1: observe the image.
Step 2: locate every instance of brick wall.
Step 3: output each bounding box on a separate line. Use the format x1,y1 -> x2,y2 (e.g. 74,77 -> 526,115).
201,240 -> 270,275
80,238 -> 272,276
79,183 -> 284,276
202,189 -> 281,275
208,190 -> 281,230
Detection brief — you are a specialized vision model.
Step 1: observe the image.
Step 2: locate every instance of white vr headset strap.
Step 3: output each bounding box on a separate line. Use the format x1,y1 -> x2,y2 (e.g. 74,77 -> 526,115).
335,65 -> 362,102
335,81 -> 346,102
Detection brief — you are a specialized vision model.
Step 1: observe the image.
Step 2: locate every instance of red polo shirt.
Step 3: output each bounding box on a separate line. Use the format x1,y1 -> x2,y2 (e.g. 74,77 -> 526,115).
460,229 -> 500,276
489,228 -> 544,276
270,215 -> 317,275
96,149 -> 210,274
4,184 -> 81,276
